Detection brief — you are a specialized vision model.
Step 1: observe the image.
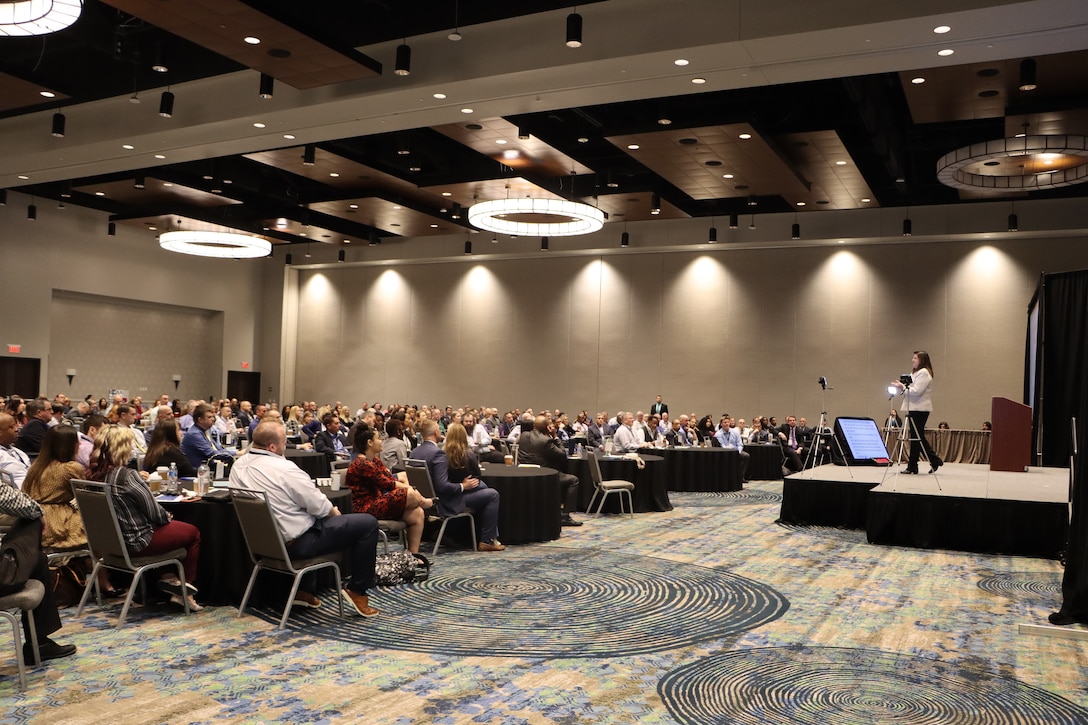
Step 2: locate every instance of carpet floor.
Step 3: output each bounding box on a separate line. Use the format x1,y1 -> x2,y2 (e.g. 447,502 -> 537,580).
1,481 -> 1085,724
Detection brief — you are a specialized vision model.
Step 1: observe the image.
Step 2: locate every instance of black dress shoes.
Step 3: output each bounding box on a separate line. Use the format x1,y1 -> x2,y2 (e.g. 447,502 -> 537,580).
25,637 -> 77,662
560,513 -> 583,527
929,459 -> 943,474
902,468 -> 919,475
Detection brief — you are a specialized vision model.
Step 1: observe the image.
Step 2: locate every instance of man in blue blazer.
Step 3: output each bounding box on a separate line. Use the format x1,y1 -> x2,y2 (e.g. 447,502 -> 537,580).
414,419 -> 504,551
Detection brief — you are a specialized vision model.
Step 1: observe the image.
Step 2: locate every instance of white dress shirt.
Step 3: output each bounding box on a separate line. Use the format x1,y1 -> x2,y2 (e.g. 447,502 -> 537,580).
612,424 -> 642,453
0,444 -> 31,489
229,448 -> 333,542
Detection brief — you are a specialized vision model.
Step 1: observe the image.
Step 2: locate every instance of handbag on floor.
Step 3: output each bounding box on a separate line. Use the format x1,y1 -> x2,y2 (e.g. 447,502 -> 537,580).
374,551 -> 431,586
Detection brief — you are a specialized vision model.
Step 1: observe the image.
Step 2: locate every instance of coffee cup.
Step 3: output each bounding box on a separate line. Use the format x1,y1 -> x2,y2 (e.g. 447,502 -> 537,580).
504,454 -> 513,466
330,471 -> 342,490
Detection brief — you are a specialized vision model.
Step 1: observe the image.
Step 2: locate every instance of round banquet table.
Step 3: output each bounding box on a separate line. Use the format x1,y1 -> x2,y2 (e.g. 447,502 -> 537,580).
478,464 -> 562,543
162,487 -> 351,606
746,442 -> 785,481
284,448 -> 331,480
651,446 -> 743,492
563,453 -> 671,513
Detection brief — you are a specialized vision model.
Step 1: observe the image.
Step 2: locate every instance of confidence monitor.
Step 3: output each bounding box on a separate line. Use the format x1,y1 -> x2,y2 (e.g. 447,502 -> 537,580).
834,416 -> 891,466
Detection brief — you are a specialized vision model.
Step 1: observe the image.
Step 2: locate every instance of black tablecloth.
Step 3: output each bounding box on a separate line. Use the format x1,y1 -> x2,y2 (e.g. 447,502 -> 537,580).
163,487 -> 351,606
747,443 -> 784,480
563,454 -> 672,513
650,447 -> 742,492
285,449 -> 331,480
478,465 -> 562,543
778,477 -> 879,528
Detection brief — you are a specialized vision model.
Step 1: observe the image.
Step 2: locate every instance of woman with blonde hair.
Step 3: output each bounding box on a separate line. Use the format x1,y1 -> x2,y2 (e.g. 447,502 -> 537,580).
285,405 -> 303,438
443,422 -> 484,486
88,425 -> 202,611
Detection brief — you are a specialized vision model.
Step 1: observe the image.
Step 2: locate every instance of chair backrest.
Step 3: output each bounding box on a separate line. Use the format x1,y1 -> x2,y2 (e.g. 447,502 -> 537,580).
70,478 -> 135,567
587,451 -> 604,487
207,450 -> 235,478
332,459 -> 350,471
404,459 -> 436,498
229,487 -> 293,570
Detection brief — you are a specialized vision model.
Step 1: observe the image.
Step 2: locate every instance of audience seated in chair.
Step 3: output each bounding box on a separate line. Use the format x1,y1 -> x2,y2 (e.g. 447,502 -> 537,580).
313,412 -> 349,464
0,413 -> 32,489
515,415 -> 582,527
143,418 -> 197,478
181,403 -> 232,470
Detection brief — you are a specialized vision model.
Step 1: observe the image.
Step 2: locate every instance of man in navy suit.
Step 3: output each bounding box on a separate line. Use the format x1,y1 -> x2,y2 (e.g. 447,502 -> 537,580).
414,419 -> 504,551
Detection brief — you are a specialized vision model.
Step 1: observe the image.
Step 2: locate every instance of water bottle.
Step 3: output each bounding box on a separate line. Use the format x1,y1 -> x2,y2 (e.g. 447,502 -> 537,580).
604,436 -> 614,456
197,463 -> 211,495
167,462 -> 179,495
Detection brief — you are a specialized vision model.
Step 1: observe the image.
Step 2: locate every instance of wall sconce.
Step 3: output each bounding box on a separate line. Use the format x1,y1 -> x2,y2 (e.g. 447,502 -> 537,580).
65,369 -> 76,386
172,374 -> 181,390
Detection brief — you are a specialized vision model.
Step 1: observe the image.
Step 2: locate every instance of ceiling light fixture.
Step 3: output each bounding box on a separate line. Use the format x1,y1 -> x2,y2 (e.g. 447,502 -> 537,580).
650,193 -> 661,215
464,240 -> 472,254
244,36 -> 260,45
158,90 -> 174,118
449,0 -> 462,40
902,216 -> 912,236
792,222 -> 800,240
621,231 -> 629,247
933,25 -> 951,34
302,144 -> 316,166
60,181 -> 71,198
911,77 -> 926,85
451,202 -> 462,219
566,10 -> 582,48
937,135 -> 1088,191
937,48 -> 954,57
729,212 -> 738,229
395,41 -> 412,76
26,202 -> 36,221
541,236 -> 549,251
468,198 -> 604,237
708,224 -> 717,243
518,127 -> 530,139
134,176 -> 145,189
0,0 -> 81,36
259,73 -> 274,99
1018,58 -> 1037,91
1007,212 -> 1019,232
285,253 -> 293,266
50,112 -> 65,137
107,222 -> 116,236
338,249 -> 346,263
159,230 -> 272,258
691,77 -> 706,84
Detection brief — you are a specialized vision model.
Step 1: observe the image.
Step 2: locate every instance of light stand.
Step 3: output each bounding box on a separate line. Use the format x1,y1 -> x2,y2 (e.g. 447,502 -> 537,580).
803,376 -> 852,478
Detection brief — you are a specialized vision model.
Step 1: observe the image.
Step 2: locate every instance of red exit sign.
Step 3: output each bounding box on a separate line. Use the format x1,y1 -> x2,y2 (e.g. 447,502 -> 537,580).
6,345 -> 20,354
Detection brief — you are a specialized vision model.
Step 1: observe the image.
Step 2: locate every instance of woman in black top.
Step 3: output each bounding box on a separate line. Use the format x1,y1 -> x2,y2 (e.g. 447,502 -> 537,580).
142,418 -> 197,477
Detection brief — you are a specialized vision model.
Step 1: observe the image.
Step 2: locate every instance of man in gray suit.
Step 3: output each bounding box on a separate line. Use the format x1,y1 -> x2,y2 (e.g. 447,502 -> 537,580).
517,415 -> 582,527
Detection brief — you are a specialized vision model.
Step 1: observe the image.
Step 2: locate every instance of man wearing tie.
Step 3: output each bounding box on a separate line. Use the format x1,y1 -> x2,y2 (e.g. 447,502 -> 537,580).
778,415 -> 805,472
181,403 -> 231,469
650,395 -> 668,417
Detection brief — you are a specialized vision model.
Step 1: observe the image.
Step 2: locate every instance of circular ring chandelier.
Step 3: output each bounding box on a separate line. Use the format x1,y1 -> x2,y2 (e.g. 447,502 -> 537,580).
936,134 -> 1088,191
159,230 -> 272,259
0,0 -> 82,37
468,198 -> 605,237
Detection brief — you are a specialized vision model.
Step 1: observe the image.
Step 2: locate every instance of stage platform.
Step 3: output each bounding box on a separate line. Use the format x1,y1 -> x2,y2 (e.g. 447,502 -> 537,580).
779,463 -> 1069,559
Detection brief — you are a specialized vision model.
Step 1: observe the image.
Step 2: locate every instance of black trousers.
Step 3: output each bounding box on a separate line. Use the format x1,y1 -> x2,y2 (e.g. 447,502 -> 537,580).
558,472 -> 579,513
906,410 -> 941,470
4,519 -> 63,645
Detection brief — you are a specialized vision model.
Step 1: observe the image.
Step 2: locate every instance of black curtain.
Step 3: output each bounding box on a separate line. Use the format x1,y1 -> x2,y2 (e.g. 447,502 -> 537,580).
1036,270 -> 1088,624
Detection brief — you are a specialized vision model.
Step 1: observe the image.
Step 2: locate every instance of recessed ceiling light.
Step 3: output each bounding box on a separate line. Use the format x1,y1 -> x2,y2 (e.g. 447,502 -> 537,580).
674,59 -> 689,66
433,92 -> 446,99
738,133 -> 752,140
154,154 -> 166,159
393,205 -> 402,210
163,182 -> 173,187
283,134 -> 296,140
329,172 -> 340,177
244,36 -> 261,45
460,108 -> 473,114
1015,132 -> 1027,138
442,192 -> 452,196
495,139 -> 507,144
223,179 -> 233,184
349,203 -> 359,209
253,122 -> 266,128
17,175 -> 28,180
430,224 -> 439,228
796,201 -> 806,206
122,144 -> 134,150
627,144 -> 640,150
577,137 -> 589,143
722,174 -> 734,179
933,25 -> 951,34
39,90 -> 55,98
502,149 -> 518,160
861,198 -> 871,203
691,77 -> 706,84
94,191 -> 105,196
657,118 -> 672,125
911,77 -> 926,84
838,240 -> 846,244
938,48 -> 954,56
835,160 -> 847,166
409,166 -> 422,172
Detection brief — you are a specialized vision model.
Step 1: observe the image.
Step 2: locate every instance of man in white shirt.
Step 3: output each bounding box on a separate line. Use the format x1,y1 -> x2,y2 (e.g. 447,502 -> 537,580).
230,420 -> 379,615
714,416 -> 750,482
76,414 -> 107,469
116,403 -> 147,459
612,412 -> 648,453
0,413 -> 31,488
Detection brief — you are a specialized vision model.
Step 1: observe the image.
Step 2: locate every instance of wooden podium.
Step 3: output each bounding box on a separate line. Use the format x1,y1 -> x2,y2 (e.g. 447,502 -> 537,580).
990,397 -> 1032,472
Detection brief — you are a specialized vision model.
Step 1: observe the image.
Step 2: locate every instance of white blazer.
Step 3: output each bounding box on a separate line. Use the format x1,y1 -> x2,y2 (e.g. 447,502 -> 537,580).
901,368 -> 934,412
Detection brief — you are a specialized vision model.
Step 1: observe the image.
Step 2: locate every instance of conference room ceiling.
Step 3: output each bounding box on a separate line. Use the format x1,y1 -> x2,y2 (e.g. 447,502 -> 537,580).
2,0 -> 1088,249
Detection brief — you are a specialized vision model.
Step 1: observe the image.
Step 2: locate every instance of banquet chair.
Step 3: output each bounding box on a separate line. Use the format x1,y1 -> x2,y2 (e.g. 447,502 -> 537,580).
586,451 -> 635,518
405,460 -> 476,556
0,580 -> 43,691
70,479 -> 190,627
330,460 -> 405,552
229,487 -> 345,630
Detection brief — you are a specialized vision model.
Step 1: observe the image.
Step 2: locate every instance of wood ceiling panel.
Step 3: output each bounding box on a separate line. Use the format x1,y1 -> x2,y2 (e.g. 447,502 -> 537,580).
423,177 -> 565,210
115,214 -> 282,243
776,130 -> 879,209
257,218 -> 365,245
309,198 -> 464,237
73,178 -> 242,207
433,118 -> 594,177
0,73 -> 68,114
595,191 -> 687,222
101,0 -> 380,90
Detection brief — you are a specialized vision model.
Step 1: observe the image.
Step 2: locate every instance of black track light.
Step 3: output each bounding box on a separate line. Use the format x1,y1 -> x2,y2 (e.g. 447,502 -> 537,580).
729,212 -> 739,229
566,11 -> 583,48
518,127 -> 530,140
51,112 -> 65,138
338,249 -> 346,263
708,226 -> 717,243
1019,58 -> 1037,92
134,176 -> 145,189
395,43 -> 412,76
650,193 -> 661,215
1008,213 -> 1019,232
541,236 -> 549,251
621,231 -> 630,247
285,253 -> 293,266
27,203 -> 37,221
902,218 -> 912,236
791,222 -> 800,240
259,73 -> 274,99
369,230 -> 379,246
107,222 -> 116,236
0,189 -> 6,206
451,202 -> 462,220
60,181 -> 72,198
158,90 -> 174,118
464,240 -> 472,255
302,144 -> 316,166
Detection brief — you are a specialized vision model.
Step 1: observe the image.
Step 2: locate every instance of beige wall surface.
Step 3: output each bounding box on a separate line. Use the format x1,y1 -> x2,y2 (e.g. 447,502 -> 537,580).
292,236 -> 1086,428
0,192 -> 266,399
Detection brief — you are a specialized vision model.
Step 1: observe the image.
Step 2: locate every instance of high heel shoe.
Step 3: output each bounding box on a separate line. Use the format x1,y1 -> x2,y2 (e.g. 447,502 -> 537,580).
929,459 -> 943,474
902,468 -> 918,475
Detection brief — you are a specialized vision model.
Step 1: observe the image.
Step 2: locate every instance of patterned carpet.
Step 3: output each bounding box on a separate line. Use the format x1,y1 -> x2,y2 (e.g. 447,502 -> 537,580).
0,481 -> 1085,724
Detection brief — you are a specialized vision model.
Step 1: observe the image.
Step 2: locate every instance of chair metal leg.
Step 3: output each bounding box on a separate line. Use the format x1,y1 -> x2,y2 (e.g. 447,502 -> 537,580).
76,561 -> 103,617
175,562 -> 191,616
25,609 -> 39,667
468,514 -> 477,551
117,568 -> 142,628
595,490 -> 610,516
238,563 -> 262,618
432,520 -> 449,556
332,563 -> 344,620
378,529 -> 389,555
281,575 -> 303,630
586,489 -> 600,514
623,489 -> 634,518
2,611 -> 26,691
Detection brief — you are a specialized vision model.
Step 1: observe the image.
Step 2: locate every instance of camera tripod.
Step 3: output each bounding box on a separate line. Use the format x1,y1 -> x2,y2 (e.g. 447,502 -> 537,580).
882,380 -> 941,490
803,377 -> 851,478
